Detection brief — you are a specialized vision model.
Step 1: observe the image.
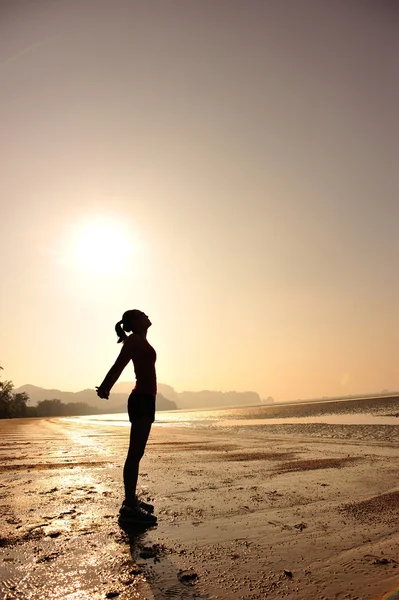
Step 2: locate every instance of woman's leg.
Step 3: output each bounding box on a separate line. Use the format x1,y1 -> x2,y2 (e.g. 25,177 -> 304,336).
123,416 -> 153,506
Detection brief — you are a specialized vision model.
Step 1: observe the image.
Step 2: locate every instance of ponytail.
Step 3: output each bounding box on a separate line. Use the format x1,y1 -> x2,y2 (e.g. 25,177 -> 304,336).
115,320 -> 128,344
115,309 -> 141,342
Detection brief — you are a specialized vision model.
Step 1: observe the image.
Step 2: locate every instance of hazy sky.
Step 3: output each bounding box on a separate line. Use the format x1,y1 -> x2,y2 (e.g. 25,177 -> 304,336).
1,0 -> 398,401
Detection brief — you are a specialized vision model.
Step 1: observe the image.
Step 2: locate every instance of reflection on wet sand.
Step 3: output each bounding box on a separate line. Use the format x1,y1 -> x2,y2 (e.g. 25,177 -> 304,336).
0,418 -> 211,599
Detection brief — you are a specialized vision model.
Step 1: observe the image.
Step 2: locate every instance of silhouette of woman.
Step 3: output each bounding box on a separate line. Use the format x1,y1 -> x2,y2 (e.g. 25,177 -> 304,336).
96,310 -> 157,526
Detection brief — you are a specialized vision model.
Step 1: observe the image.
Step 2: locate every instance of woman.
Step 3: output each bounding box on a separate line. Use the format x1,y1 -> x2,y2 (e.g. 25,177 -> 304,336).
96,309 -> 157,526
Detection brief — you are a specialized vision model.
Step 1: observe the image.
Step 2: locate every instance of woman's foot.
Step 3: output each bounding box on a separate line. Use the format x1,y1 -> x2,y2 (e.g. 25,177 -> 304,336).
136,497 -> 154,513
119,502 -> 157,526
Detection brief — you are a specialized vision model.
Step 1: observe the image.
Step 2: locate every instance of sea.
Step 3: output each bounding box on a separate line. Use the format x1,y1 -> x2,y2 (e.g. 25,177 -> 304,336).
65,395 -> 399,443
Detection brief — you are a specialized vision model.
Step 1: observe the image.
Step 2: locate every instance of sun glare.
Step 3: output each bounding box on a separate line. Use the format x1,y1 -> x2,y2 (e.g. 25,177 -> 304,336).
69,218 -> 135,275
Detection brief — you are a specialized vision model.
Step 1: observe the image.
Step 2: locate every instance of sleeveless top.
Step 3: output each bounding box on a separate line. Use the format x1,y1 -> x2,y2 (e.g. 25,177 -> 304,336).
132,338 -> 157,396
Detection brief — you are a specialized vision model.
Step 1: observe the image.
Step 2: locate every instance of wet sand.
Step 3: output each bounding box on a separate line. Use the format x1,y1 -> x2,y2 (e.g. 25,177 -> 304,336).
0,417 -> 398,600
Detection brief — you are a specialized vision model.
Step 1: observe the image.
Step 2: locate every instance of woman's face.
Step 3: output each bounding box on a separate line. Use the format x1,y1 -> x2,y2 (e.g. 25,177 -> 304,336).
134,312 -> 152,331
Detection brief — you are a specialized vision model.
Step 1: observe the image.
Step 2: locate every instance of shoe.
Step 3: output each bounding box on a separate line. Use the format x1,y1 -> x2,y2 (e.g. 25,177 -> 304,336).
119,503 -> 157,526
137,497 -> 154,513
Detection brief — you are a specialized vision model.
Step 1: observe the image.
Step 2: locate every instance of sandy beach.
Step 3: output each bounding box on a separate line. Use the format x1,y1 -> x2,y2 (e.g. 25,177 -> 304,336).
1,413 -> 398,600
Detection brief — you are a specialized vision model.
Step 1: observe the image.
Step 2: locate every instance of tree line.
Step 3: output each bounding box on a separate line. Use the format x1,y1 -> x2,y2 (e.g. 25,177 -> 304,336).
0,367 -> 98,418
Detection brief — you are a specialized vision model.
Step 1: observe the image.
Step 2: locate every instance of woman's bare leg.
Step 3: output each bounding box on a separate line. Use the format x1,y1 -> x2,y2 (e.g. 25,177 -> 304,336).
123,417 -> 153,506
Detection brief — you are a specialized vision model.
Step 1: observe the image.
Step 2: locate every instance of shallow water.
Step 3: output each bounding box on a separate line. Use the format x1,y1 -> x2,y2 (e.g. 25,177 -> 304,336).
64,399 -> 399,429
216,414 -> 399,426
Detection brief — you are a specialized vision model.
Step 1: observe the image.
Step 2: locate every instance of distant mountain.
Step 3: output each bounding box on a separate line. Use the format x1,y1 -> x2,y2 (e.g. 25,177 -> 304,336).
114,382 -> 268,409
15,383 -> 271,412
14,385 -> 177,412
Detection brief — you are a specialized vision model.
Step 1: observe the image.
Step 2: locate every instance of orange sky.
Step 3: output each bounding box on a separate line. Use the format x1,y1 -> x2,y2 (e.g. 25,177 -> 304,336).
1,1 -> 398,401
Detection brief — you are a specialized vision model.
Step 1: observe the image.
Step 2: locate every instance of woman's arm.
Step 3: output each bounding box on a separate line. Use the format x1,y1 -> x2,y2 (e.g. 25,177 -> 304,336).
96,337 -> 137,399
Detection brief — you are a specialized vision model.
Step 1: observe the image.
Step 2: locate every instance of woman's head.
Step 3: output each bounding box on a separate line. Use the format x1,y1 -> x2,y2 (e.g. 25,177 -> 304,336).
115,310 -> 151,342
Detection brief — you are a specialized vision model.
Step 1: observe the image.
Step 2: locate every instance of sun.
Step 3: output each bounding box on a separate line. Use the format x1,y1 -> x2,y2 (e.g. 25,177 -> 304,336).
70,217 -> 135,275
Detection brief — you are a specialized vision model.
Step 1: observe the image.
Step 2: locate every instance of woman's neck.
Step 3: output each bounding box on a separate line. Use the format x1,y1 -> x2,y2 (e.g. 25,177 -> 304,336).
135,331 -> 147,340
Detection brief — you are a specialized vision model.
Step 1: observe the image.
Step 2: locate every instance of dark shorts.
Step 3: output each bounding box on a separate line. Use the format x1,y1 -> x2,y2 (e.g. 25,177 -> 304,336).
127,392 -> 156,423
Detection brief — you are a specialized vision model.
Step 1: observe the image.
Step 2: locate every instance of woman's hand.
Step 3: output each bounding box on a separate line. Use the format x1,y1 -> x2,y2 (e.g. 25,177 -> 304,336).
96,385 -> 109,400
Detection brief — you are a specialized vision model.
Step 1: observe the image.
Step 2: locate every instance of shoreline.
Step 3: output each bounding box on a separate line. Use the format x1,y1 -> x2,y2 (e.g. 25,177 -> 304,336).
1,417 -> 398,599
